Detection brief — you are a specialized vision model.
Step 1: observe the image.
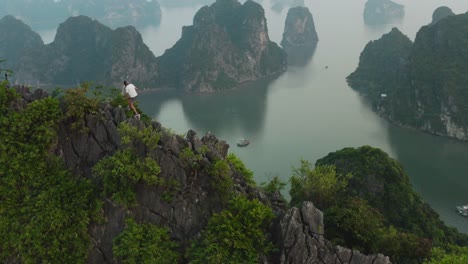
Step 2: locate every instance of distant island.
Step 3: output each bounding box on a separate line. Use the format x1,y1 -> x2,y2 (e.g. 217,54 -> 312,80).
347,12 -> 468,140
0,0 -> 162,30
6,15 -> 158,89
155,0 -> 287,92
281,6 -> 318,66
363,0 -> 404,25
1,0 -> 287,93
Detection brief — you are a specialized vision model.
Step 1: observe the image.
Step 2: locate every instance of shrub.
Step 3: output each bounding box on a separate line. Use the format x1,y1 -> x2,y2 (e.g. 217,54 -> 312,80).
114,218 -> 180,264
208,159 -> 233,201
63,84 -> 100,132
93,149 -> 161,206
119,122 -> 161,151
188,196 -> 274,263
289,161 -> 349,208
260,175 -> 287,195
423,245 -> 468,264
226,153 -> 255,186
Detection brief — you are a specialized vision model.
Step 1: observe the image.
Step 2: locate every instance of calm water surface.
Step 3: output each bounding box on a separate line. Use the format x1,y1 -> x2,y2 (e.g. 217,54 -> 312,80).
39,0 -> 468,233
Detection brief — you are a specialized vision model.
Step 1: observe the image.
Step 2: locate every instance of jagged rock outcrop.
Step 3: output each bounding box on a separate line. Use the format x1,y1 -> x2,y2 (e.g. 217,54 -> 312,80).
155,0 -> 287,92
0,15 -> 43,71
13,16 -> 158,88
0,0 -> 161,31
281,7 -> 318,66
348,13 -> 468,140
271,202 -> 391,264
431,6 -> 455,25
363,0 -> 404,25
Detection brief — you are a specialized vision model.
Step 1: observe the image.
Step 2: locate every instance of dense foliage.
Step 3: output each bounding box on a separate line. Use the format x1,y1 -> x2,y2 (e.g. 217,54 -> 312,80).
188,195 -> 274,264
0,84 -> 99,263
113,218 -> 180,264
308,146 -> 468,263
423,245 -> 468,264
93,123 -> 168,206
289,162 -> 349,208
226,153 -> 255,186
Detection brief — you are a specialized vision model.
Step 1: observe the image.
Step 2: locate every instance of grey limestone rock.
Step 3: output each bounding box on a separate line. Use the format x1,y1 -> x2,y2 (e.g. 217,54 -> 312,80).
281,6 -> 318,66
271,202 -> 391,264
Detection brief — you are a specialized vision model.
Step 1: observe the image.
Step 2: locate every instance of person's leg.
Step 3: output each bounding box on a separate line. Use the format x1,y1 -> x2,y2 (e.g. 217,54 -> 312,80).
127,97 -> 139,117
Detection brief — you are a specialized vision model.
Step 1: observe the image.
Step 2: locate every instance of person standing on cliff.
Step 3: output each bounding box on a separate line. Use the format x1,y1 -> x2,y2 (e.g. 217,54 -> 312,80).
123,80 -> 140,120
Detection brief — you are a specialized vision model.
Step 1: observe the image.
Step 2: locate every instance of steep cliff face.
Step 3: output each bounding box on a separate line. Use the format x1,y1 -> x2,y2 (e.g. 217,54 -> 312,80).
13,16 -> 158,88
281,7 -> 318,66
156,0 -> 287,92
0,15 -> 44,70
363,0 -> 404,25
348,13 -> 468,141
0,0 -> 161,30
431,6 -> 455,25
4,85 -> 392,263
272,202 -> 391,264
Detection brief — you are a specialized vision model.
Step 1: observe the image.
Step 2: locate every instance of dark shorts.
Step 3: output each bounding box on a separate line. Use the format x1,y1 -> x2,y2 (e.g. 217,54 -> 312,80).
128,96 -> 138,103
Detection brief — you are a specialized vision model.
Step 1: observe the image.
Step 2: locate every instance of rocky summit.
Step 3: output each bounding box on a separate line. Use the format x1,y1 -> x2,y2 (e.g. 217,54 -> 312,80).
348,13 -> 468,141
431,6 -> 455,25
281,6 -> 318,66
155,0 -> 287,92
363,0 -> 404,25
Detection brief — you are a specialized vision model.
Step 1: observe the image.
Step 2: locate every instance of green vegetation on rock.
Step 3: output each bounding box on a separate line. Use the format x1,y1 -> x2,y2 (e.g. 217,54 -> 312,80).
188,195 -> 274,264
0,84 -> 100,263
423,245 -> 468,264
311,146 -> 468,262
113,218 -> 180,264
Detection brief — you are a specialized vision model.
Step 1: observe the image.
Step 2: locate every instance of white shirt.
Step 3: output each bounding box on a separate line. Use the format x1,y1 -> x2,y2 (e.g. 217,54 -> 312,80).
124,83 -> 138,98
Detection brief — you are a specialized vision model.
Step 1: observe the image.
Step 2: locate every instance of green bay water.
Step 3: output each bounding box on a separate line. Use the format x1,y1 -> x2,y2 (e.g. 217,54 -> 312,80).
134,0 -> 468,234
36,0 -> 467,234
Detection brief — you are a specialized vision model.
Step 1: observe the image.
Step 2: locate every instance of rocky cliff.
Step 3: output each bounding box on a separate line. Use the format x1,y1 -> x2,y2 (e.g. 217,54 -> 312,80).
281,6 -> 318,66
0,15 -> 43,71
2,85 -> 391,263
431,6 -> 455,25
347,13 -> 468,141
12,16 -> 158,88
155,0 -> 287,92
363,0 -> 404,25
0,0 -> 161,30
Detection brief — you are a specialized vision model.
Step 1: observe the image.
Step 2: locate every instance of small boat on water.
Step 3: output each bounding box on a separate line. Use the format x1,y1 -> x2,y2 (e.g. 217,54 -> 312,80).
456,205 -> 468,216
237,138 -> 250,147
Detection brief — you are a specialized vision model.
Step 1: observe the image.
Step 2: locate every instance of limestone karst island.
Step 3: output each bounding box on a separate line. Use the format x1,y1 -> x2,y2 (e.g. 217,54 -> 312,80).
1,0 -> 468,263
